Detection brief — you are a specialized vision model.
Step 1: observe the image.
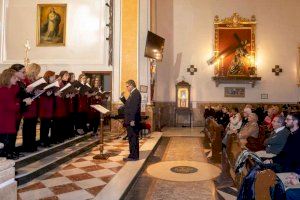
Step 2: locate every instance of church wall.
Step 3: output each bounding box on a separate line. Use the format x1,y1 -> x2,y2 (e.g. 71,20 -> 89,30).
0,0 -> 109,75
155,0 -> 300,104
0,0 -> 152,103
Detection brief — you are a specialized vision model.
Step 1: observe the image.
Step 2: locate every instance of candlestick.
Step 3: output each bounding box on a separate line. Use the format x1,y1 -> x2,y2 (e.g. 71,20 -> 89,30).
24,40 -> 31,67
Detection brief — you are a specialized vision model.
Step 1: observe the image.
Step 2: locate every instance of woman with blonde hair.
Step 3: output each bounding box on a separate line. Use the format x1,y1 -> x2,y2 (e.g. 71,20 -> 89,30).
25,63 -> 41,82
0,69 -> 20,159
22,63 -> 41,152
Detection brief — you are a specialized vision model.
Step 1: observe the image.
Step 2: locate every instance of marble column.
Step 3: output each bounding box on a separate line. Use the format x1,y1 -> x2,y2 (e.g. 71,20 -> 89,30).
0,158 -> 17,200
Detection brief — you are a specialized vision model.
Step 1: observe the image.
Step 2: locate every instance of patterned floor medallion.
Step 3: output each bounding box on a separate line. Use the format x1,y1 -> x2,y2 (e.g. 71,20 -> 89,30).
170,166 -> 198,174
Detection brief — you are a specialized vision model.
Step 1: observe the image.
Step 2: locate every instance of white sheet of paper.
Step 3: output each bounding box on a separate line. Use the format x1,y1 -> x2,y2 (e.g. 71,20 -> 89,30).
91,104 -> 110,114
44,81 -> 59,90
255,150 -> 276,158
59,83 -> 72,92
26,78 -> 46,89
277,173 -> 300,190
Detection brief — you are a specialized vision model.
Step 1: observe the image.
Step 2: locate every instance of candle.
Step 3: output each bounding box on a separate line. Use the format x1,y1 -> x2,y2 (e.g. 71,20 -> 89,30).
25,40 -> 31,50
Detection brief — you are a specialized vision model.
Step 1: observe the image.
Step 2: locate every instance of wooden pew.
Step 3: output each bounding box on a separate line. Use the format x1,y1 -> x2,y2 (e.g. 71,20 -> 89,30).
222,133 -> 277,200
204,118 -> 223,162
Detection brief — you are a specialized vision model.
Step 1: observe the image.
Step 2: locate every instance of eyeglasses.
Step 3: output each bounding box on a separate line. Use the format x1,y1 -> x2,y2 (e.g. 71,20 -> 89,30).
286,118 -> 294,121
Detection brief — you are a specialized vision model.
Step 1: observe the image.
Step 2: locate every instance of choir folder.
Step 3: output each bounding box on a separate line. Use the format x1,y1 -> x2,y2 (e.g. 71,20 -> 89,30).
90,104 -> 110,114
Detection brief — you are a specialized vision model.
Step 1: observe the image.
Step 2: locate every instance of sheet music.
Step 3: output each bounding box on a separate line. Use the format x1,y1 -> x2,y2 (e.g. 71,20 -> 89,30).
32,90 -> 45,100
100,90 -> 111,94
26,78 -> 46,89
255,150 -> 276,158
59,83 -> 72,92
90,104 -> 110,114
277,173 -> 300,190
44,81 -> 59,90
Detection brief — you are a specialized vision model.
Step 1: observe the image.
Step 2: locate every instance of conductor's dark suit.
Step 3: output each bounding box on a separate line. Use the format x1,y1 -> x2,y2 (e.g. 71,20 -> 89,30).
120,88 -> 141,159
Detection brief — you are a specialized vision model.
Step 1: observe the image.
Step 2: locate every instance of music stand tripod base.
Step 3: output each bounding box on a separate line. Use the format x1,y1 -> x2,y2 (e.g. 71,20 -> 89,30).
93,153 -> 110,160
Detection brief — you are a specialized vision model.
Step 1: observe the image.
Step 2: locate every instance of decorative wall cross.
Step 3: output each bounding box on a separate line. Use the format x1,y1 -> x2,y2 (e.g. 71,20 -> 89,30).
187,65 -> 197,75
272,65 -> 283,76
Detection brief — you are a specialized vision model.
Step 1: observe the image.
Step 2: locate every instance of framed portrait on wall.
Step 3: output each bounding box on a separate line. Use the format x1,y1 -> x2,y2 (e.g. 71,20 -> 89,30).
37,4 -> 67,46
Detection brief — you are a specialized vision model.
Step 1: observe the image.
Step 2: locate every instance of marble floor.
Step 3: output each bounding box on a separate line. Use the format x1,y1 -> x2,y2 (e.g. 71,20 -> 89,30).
17,137 -> 148,200
16,128 -> 238,200
125,127 -> 237,200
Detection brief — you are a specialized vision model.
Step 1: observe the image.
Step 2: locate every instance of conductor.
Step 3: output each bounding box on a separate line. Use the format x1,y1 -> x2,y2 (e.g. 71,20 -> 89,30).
120,80 -> 141,161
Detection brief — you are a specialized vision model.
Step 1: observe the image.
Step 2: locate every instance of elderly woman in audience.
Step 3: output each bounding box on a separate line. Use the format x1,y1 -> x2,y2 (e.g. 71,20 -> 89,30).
238,113 -> 259,146
264,105 -> 280,132
222,107 -> 242,147
242,107 -> 252,127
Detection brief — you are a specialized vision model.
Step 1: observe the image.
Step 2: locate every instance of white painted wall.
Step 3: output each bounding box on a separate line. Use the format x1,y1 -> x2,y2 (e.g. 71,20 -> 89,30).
155,0 -> 300,103
0,0 -> 153,102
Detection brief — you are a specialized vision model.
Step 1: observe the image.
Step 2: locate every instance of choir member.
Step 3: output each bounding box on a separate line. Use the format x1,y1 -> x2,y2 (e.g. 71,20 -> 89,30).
39,71 -> 56,147
67,72 -> 78,137
77,74 -> 89,134
52,71 -> 69,143
22,63 -> 41,152
0,69 -> 20,159
10,64 -> 32,156
89,77 -> 102,135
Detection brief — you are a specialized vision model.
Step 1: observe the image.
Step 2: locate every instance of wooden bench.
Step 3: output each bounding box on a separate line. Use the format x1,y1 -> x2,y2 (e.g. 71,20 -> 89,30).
204,117 -> 223,162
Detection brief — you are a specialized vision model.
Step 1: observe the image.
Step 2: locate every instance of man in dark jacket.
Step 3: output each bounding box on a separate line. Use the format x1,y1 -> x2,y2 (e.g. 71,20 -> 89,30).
264,115 -> 290,155
120,80 -> 141,161
265,113 -> 300,173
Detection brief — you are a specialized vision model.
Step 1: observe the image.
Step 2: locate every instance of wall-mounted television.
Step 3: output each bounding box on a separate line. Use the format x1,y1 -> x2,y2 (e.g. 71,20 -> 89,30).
144,31 -> 165,61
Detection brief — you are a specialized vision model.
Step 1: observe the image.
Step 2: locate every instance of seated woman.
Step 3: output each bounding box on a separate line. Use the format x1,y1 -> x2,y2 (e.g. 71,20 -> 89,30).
238,113 -> 259,146
263,105 -> 280,132
222,107 -> 242,147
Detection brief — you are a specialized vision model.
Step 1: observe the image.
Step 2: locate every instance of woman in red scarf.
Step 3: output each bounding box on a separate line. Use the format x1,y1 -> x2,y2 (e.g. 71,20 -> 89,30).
0,69 -> 20,159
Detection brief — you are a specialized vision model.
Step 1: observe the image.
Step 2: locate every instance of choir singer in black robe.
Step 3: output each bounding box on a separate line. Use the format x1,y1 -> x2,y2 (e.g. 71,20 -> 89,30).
120,80 -> 141,161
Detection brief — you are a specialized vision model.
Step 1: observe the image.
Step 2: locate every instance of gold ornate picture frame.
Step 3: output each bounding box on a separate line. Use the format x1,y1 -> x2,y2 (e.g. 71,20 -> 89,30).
212,13 -> 256,77
37,4 -> 67,46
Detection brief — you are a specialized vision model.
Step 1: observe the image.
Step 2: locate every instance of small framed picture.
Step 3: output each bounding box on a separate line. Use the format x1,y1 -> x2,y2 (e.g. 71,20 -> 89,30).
261,93 -> 268,99
140,85 -> 148,93
224,87 -> 245,98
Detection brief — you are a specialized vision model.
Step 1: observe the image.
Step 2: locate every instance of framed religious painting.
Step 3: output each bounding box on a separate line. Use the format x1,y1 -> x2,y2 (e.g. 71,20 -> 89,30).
37,4 -> 67,46
209,13 -> 257,77
224,87 -> 245,98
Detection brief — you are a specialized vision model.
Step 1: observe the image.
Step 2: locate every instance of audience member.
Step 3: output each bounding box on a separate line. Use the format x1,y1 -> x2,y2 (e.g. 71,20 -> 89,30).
264,115 -> 290,154
238,113 -> 259,146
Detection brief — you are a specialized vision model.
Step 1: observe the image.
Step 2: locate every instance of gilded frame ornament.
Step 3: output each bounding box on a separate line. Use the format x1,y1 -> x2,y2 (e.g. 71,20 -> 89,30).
213,13 -> 256,77
37,4 -> 67,46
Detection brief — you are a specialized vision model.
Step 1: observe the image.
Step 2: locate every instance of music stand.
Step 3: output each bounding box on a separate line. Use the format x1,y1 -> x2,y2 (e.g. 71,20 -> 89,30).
90,104 -> 111,160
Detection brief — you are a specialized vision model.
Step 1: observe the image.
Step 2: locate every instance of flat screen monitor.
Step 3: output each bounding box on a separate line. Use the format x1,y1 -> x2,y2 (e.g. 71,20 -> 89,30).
144,31 -> 165,61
